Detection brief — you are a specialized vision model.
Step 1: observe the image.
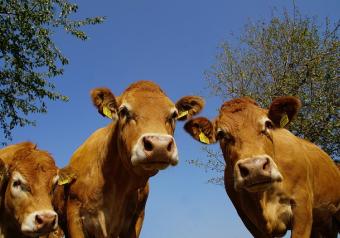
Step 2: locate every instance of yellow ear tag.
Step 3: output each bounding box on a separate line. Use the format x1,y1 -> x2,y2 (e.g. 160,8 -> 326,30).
58,173 -> 76,186
280,113 -> 289,128
103,106 -> 113,119
199,132 -> 210,144
177,110 -> 189,119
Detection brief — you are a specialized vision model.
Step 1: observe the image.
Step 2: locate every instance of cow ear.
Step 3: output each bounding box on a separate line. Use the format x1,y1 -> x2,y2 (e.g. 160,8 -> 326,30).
91,87 -> 119,121
175,96 -> 205,121
268,96 -> 302,128
184,117 -> 216,144
58,167 -> 77,186
0,158 -> 8,190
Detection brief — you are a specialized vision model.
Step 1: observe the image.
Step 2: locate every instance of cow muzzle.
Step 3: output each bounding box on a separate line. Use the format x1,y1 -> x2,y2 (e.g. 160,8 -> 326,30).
234,155 -> 283,192
21,210 -> 58,236
131,133 -> 179,170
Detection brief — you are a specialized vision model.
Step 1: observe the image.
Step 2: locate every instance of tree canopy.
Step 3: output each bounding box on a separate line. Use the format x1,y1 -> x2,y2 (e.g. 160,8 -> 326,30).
0,0 -> 104,141
192,8 -> 339,184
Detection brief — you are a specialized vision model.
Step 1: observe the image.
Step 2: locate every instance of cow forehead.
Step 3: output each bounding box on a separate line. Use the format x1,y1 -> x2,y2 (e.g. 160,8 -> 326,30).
120,89 -> 175,113
10,151 -> 57,181
220,97 -> 258,112
217,104 -> 267,132
123,80 -> 165,94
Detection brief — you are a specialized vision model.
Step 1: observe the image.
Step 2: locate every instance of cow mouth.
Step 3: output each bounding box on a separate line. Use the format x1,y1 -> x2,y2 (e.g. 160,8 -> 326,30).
142,161 -> 170,164
244,179 -> 274,192
138,160 -> 172,170
22,228 -> 57,237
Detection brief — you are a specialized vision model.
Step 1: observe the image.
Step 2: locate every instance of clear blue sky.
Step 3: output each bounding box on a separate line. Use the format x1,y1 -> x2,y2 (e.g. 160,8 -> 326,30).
8,0 -> 340,237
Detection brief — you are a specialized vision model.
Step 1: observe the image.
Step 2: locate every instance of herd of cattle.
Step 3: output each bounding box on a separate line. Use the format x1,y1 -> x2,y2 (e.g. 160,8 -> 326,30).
0,80 -> 339,238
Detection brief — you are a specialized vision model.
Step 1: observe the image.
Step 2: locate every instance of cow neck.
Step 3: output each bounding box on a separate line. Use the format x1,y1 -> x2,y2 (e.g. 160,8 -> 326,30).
0,213 -> 27,238
0,181 -> 16,237
101,123 -> 149,192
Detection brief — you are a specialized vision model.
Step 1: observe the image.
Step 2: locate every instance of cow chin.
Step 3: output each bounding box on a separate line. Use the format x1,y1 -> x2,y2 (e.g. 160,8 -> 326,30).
243,180 -> 276,193
236,174 -> 283,193
131,154 -> 179,172
140,162 -> 170,171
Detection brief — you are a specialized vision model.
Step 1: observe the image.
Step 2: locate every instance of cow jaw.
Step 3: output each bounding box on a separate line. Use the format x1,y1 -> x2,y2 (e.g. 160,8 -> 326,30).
234,155 -> 283,192
21,210 -> 58,236
131,133 -> 179,171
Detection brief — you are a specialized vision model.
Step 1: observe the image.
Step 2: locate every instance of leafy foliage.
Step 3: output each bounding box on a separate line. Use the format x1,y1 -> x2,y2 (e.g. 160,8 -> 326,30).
196,8 -> 339,183
0,0 -> 104,141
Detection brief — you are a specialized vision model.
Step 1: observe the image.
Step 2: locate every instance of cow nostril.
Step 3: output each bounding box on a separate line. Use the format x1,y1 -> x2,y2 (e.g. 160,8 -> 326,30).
35,215 -> 43,225
143,137 -> 153,151
263,158 -> 270,171
239,164 -> 249,178
167,140 -> 173,152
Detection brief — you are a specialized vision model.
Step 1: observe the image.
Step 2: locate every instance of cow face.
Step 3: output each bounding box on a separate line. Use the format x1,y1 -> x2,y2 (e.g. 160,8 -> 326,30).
91,81 -> 204,176
1,148 -> 60,236
185,96 -> 301,192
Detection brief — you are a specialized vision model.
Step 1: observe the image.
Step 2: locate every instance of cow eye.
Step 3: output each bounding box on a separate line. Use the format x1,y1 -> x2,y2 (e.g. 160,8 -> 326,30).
216,129 -> 225,140
119,106 -> 131,120
216,129 -> 234,144
216,129 -> 231,141
13,179 -> 21,188
171,111 -> 178,120
265,120 -> 274,130
12,179 -> 30,193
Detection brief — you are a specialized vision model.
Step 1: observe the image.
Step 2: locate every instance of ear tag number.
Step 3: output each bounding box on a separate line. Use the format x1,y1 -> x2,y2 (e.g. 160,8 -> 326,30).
280,113 -> 289,128
177,110 -> 189,119
103,106 -> 113,119
199,132 -> 210,144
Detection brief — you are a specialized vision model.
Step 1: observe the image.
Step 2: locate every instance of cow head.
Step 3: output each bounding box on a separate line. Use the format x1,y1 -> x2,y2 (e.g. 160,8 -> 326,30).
91,80 -> 204,176
0,145 -> 62,237
184,96 -> 301,192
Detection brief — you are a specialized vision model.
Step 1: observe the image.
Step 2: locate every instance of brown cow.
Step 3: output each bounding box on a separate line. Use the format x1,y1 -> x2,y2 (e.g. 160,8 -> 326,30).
184,96 -> 340,238
0,142 -> 63,238
60,80 -> 204,238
